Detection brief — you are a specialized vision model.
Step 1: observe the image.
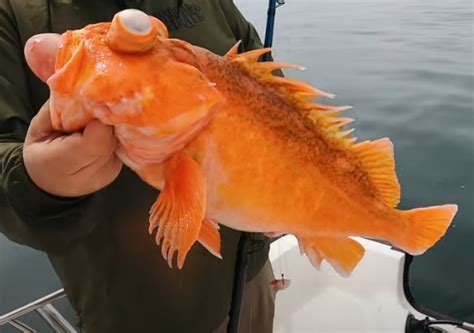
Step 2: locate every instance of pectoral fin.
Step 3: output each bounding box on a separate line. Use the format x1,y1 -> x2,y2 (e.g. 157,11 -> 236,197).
148,152 -> 206,269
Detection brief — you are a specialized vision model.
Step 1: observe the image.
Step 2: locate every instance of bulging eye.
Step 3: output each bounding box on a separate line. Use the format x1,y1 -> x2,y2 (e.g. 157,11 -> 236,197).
106,9 -> 168,53
120,9 -> 153,35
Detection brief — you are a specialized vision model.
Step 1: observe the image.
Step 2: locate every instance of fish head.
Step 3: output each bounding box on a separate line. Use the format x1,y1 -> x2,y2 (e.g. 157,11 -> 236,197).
25,9 -> 224,147
48,9 -> 169,93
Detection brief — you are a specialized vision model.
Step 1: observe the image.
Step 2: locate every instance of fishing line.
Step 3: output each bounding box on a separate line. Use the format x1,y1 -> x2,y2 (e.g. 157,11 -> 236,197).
278,238 -> 283,278
283,240 -> 289,282
249,242 -> 255,333
277,236 -> 290,291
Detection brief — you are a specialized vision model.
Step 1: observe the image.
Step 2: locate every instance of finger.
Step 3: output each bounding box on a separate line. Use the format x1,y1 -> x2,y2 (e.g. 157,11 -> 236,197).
89,153 -> 123,192
72,140 -> 118,176
50,139 -> 111,181
62,152 -> 122,197
25,100 -> 55,143
24,33 -> 62,82
81,120 -> 118,156
102,153 -> 123,184
50,121 -> 117,171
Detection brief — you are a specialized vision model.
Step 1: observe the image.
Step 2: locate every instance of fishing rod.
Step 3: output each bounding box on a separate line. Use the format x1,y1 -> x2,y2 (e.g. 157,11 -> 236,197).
227,1 -> 285,333
263,0 -> 286,58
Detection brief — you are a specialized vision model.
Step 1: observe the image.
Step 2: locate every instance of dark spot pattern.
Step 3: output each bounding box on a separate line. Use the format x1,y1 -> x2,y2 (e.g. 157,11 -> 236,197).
196,52 -> 379,201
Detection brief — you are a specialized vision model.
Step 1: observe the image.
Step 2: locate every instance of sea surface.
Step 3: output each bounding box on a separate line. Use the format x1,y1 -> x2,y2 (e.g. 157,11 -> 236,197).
0,0 -> 473,328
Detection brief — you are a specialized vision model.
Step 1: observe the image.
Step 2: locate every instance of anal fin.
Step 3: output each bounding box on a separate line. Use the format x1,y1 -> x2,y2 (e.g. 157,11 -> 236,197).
299,236 -> 365,277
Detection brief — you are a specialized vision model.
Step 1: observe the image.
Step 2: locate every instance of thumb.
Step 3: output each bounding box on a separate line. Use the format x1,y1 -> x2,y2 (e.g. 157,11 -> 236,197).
24,33 -> 62,82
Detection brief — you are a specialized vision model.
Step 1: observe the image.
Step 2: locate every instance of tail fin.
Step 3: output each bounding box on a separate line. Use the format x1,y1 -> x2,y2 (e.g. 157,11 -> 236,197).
397,204 -> 458,255
299,236 -> 365,277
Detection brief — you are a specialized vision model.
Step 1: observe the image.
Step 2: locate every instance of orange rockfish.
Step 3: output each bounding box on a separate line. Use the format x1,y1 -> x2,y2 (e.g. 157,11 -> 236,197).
25,9 -> 458,275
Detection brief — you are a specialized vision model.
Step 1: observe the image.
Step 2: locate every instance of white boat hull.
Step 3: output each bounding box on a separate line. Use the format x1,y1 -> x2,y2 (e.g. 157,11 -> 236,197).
269,236 -> 471,333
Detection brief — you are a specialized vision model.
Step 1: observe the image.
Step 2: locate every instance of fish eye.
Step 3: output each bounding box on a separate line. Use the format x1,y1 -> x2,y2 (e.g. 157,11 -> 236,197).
118,9 -> 152,35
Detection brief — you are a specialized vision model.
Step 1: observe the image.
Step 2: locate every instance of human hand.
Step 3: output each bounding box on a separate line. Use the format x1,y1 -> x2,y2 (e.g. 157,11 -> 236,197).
23,33 -> 122,197
23,101 -> 123,197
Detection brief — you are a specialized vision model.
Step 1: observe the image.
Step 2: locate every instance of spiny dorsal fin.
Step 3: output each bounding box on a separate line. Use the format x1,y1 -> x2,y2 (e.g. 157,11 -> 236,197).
352,138 -> 401,208
226,46 -> 357,148
225,40 -> 242,57
226,46 -> 400,207
227,47 -> 272,62
253,62 -> 306,74
307,106 -> 356,147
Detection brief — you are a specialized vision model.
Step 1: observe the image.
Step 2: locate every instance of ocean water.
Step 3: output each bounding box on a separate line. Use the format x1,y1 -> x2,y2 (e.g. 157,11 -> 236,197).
0,0 -> 473,328
237,0 -> 473,323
